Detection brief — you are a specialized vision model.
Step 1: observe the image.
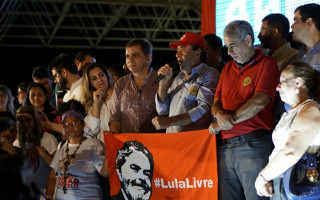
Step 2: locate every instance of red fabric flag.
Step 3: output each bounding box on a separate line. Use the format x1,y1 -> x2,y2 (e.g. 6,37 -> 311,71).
104,129 -> 218,200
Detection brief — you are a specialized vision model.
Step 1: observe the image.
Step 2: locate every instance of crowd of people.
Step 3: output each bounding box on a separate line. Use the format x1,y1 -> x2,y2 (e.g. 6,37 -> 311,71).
0,2 -> 320,200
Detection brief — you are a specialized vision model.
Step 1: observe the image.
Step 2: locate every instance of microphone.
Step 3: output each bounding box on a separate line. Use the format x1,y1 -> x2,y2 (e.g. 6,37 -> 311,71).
151,74 -> 166,86
151,60 -> 178,86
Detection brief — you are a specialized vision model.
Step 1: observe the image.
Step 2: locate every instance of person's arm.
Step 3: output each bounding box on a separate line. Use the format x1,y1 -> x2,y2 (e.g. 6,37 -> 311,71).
261,103 -> 320,180
38,110 -> 64,135
100,158 -> 109,177
34,145 -> 54,164
232,92 -> 270,124
152,113 -> 192,130
91,89 -> 105,119
45,168 -> 56,200
42,121 -> 64,135
157,64 -> 173,102
211,98 -> 234,130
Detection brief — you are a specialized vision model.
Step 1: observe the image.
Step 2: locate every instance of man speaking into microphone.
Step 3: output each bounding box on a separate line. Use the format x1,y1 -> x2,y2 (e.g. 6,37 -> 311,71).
152,32 -> 220,133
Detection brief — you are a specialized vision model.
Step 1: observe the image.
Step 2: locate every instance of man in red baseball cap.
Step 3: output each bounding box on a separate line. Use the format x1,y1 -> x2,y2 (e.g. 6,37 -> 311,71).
152,32 -> 220,133
169,32 -> 207,50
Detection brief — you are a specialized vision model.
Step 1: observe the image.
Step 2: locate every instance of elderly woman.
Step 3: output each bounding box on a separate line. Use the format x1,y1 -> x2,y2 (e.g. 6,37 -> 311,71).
255,62 -> 320,199
45,100 -> 109,200
80,63 -> 114,142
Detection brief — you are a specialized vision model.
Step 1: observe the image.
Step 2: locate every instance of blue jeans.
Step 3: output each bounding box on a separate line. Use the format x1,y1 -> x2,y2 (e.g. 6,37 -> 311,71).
218,130 -> 274,200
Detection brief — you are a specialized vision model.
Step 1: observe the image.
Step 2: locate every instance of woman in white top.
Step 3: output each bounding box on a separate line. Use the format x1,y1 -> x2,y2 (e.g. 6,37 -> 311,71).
16,105 -> 58,194
80,63 -> 114,142
255,62 -> 320,199
45,100 -> 109,200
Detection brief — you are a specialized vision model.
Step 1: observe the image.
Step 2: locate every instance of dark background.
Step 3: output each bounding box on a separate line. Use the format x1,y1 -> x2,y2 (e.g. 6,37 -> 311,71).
0,46 -> 176,97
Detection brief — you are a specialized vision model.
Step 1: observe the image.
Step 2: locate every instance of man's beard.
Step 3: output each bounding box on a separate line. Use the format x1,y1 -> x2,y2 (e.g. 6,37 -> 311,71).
123,179 -> 152,200
59,76 -> 68,90
259,37 -> 271,49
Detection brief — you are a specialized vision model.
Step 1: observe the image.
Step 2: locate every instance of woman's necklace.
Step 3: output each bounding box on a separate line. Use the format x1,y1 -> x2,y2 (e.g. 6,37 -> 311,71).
63,137 -> 84,194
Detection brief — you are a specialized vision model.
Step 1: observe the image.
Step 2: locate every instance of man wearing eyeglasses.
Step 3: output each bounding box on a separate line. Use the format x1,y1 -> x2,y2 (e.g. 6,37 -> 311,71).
48,53 -> 82,103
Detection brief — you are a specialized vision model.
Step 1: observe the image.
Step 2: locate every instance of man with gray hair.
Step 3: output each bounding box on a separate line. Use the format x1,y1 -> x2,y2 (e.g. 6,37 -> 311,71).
209,20 -> 279,200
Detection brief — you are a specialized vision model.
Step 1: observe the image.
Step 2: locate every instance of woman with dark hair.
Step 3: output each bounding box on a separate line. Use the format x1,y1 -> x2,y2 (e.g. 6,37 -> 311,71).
45,100 -> 109,200
24,82 -> 62,141
24,82 -> 60,123
0,85 -> 16,115
255,62 -> 320,199
16,105 -> 58,194
80,63 -> 114,142
17,81 -> 31,106
0,112 -> 20,156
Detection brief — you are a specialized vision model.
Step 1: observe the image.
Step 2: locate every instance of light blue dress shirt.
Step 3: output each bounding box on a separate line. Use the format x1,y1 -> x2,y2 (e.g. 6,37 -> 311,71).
155,63 -> 220,133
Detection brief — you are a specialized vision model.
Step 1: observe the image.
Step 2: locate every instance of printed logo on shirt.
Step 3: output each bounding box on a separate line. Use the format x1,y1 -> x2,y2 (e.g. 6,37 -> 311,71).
242,77 -> 251,86
57,174 -> 80,191
189,85 -> 199,96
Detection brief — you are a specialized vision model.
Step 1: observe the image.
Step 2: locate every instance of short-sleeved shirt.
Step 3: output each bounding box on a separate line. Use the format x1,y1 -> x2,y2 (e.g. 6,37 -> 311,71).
155,63 -> 220,133
50,138 -> 105,200
215,48 -> 279,139
109,68 -> 161,133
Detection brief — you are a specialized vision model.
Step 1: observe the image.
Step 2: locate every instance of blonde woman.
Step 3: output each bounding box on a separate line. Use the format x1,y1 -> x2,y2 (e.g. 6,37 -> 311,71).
80,63 -> 114,142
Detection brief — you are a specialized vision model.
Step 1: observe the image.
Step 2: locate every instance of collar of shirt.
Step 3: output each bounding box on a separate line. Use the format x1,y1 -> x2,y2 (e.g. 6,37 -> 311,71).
129,67 -> 154,86
235,48 -> 264,71
178,63 -> 204,82
272,43 -> 295,60
310,40 -> 320,53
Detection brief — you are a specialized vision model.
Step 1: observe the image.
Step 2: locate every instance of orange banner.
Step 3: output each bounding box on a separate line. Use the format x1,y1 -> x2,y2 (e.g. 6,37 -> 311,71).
104,129 -> 218,200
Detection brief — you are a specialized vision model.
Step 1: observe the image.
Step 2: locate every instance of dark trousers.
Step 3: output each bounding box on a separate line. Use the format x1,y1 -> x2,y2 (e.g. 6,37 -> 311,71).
218,129 -> 274,200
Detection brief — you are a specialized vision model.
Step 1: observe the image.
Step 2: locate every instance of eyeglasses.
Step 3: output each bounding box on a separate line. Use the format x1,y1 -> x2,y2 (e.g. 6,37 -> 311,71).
63,120 -> 81,128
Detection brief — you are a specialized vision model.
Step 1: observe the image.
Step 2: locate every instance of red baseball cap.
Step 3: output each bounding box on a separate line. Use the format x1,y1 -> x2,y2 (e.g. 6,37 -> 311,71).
169,32 -> 206,50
